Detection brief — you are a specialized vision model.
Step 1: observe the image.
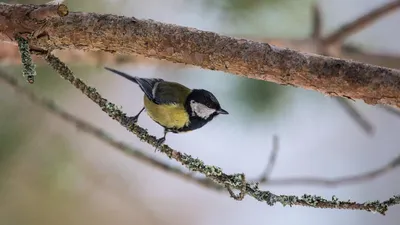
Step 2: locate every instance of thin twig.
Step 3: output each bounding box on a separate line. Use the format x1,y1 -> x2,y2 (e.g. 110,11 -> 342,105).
380,105 -> 400,118
256,135 -> 279,183
334,97 -> 374,135
226,174 -> 246,201
266,154 -> 400,187
322,0 -> 400,45
311,2 -> 322,40
36,51 -> 400,215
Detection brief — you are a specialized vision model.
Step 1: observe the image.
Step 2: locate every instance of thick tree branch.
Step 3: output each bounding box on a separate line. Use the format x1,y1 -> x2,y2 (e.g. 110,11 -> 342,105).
0,42 -> 141,66
2,3 -> 400,108
2,38 -> 400,70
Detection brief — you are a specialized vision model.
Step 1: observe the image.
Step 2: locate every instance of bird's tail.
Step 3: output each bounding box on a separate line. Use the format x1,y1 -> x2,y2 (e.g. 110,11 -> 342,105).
104,67 -> 138,84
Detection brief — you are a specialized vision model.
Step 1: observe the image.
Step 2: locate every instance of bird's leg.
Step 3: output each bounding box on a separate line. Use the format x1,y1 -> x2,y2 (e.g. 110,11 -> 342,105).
154,129 -> 168,152
123,107 -> 145,127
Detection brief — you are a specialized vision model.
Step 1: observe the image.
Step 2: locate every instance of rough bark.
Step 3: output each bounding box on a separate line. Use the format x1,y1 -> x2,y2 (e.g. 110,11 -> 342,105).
2,3 -> 400,107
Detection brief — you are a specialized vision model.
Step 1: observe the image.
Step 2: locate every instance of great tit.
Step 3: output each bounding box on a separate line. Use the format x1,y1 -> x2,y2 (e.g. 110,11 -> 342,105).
104,67 -> 229,149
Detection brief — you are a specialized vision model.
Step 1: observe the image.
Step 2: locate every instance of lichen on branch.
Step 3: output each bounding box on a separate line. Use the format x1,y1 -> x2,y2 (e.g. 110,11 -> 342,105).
37,51 -> 400,215
15,36 -> 36,83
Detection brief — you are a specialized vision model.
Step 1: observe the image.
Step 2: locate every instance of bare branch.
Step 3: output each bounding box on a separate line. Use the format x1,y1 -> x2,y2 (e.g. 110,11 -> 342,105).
322,0 -> 400,46
311,2 -> 322,40
256,135 -> 279,183
229,36 -> 400,70
334,97 -> 374,135
1,4 -> 400,108
0,3 -> 69,42
0,42 -> 143,66
381,105 -> 400,117
266,155 -> 400,187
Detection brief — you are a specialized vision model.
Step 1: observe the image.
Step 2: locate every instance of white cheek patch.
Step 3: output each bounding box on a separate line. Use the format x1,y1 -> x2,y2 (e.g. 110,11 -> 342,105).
190,101 -> 216,119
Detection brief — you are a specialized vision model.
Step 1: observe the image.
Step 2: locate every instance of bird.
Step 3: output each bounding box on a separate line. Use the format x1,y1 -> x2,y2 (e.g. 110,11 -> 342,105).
104,67 -> 229,149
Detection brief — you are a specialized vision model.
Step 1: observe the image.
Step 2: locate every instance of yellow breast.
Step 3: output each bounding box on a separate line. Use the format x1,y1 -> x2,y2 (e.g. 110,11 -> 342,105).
143,95 -> 190,130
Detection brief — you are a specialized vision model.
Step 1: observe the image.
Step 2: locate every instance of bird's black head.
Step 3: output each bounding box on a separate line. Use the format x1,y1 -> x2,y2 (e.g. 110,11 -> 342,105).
185,89 -> 228,122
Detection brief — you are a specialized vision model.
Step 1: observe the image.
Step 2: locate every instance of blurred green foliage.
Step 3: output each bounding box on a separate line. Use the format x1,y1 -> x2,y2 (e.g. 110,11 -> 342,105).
0,107 -> 35,170
6,65 -> 99,95
35,135 -> 77,191
0,63 -> 99,170
230,78 -> 290,123
0,0 -> 105,187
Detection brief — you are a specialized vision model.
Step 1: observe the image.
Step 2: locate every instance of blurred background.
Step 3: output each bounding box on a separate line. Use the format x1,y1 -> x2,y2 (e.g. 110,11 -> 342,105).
1,0 -> 400,224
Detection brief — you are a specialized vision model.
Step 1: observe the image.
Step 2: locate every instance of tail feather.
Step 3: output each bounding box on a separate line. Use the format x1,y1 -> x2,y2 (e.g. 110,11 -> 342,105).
104,67 -> 138,84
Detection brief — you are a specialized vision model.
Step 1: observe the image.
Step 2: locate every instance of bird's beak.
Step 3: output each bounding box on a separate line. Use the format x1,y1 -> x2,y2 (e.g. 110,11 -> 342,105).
217,108 -> 229,115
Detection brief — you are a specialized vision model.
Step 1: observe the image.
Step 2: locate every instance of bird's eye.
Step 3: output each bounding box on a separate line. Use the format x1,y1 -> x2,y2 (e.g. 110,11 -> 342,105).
190,100 -> 195,104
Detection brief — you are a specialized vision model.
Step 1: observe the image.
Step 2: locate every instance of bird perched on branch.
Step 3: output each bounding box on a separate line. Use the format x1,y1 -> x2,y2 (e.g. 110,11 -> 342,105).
104,67 -> 229,149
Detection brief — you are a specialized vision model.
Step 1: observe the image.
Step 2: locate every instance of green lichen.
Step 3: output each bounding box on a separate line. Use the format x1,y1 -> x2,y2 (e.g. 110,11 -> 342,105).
180,154 -> 204,171
278,195 -> 298,207
229,173 -> 244,187
104,102 -> 123,117
16,36 -> 36,83
204,165 -> 223,176
331,195 -> 340,207
179,153 -> 223,177
301,194 -> 325,207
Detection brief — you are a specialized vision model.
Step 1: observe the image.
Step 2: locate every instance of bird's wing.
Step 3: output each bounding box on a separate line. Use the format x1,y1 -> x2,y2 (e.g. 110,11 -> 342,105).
103,67 -> 191,105
104,67 -> 164,102
134,77 -> 164,102
152,81 -> 191,105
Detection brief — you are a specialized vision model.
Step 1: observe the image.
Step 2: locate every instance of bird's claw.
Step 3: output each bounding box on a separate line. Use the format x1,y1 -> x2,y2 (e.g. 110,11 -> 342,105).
122,116 -> 138,127
154,137 -> 166,152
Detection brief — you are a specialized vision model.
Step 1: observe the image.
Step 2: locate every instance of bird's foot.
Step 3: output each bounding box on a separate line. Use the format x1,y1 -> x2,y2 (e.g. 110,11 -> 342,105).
122,116 -> 138,127
154,137 -> 166,152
